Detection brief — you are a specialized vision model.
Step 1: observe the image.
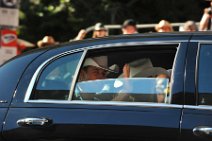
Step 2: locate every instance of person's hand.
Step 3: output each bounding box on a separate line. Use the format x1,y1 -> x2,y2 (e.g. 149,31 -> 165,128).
204,8 -> 212,17
75,29 -> 87,40
123,64 -> 130,78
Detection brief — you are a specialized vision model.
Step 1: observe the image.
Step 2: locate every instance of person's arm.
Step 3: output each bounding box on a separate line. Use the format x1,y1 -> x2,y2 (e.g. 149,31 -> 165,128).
123,64 -> 130,78
199,8 -> 211,31
74,29 -> 87,40
112,64 -> 133,101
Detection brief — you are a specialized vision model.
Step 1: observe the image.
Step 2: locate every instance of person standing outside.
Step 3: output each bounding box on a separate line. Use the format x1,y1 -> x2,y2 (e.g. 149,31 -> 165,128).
155,20 -> 174,32
199,0 -> 212,31
122,19 -> 138,34
37,36 -> 58,48
74,22 -> 108,40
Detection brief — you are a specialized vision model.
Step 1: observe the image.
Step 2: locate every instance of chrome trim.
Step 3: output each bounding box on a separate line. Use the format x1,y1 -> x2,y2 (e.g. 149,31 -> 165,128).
195,42 -> 201,104
0,100 -> 7,103
84,41 -> 182,50
24,48 -> 84,102
184,105 -> 212,110
26,100 -> 183,108
68,49 -> 88,100
193,126 -> 212,136
190,40 -> 212,44
17,117 -> 50,126
24,59 -> 50,102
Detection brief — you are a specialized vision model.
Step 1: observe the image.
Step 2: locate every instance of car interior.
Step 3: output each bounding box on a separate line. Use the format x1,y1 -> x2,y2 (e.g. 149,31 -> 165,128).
74,44 -> 178,103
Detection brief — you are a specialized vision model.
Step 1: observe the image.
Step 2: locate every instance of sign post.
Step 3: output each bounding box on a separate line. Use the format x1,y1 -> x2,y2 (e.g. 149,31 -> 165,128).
0,0 -> 19,65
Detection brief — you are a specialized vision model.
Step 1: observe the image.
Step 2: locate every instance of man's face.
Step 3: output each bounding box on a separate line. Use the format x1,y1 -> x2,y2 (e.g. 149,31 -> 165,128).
157,26 -> 172,32
95,30 -> 107,37
86,66 -> 107,80
122,25 -> 137,34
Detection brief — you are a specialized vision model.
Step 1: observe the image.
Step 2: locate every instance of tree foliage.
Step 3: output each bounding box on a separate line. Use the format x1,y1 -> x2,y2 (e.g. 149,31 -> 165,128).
19,0 -> 208,43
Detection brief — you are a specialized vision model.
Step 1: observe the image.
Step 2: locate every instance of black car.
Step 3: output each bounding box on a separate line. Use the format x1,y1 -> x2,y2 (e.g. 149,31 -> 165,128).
0,32 -> 212,141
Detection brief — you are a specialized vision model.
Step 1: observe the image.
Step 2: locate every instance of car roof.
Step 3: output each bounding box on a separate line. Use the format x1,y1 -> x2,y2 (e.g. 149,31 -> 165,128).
21,31 -> 212,56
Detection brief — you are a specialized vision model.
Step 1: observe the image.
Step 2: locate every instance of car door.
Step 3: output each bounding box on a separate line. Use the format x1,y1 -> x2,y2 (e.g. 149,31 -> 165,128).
3,41 -> 187,141
180,42 -> 212,141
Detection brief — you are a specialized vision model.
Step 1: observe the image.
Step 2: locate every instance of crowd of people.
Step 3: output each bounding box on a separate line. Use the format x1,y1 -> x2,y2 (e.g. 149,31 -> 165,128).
33,0 -> 212,49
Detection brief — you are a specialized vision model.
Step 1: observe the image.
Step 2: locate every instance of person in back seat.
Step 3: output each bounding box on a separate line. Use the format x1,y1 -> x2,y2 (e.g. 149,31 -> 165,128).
78,56 -> 117,82
121,60 -> 170,103
75,56 -> 118,100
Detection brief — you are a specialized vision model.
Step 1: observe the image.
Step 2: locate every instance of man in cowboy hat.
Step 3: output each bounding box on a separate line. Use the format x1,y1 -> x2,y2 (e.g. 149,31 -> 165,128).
75,56 -> 119,100
78,56 -> 117,82
122,19 -> 138,34
37,36 -> 58,48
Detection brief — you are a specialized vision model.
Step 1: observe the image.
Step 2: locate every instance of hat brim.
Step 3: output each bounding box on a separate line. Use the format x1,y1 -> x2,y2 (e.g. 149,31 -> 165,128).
37,41 -> 59,47
134,67 -> 169,78
95,28 -> 107,31
83,58 -> 118,73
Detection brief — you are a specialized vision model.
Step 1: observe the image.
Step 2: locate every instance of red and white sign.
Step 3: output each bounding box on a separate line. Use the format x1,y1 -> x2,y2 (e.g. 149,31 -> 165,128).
1,29 -> 17,47
0,29 -> 18,64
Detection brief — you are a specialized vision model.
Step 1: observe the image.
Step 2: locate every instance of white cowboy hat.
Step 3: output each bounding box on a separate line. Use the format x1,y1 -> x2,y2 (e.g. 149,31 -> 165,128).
83,56 -> 118,73
119,58 -> 153,78
37,36 -> 59,48
134,67 -> 170,78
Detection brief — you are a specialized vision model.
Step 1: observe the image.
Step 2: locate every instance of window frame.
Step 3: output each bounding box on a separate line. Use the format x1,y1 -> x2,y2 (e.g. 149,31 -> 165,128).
24,41 -> 183,108
196,42 -> 212,107
24,49 -> 86,102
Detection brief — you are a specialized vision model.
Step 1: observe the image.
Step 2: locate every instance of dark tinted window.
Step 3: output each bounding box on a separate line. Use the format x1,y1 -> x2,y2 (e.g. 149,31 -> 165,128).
198,45 -> 212,105
30,52 -> 82,100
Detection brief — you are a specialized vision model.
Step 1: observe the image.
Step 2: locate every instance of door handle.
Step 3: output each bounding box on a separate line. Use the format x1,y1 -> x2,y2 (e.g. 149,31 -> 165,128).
193,126 -> 212,138
17,117 -> 52,127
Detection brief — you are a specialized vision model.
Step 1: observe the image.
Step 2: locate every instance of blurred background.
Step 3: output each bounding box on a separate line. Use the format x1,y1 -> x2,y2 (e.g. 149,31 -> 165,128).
18,0 -> 208,43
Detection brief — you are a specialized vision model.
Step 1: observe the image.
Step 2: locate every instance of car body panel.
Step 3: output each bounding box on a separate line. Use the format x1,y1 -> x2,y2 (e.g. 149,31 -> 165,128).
0,108 -> 8,141
180,35 -> 212,141
180,107 -> 212,141
4,105 -> 182,141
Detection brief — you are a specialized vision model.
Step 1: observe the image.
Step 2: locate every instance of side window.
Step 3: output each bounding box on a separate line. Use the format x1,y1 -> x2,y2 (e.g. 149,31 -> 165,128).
30,52 -> 82,100
198,45 -> 212,105
73,45 -> 177,104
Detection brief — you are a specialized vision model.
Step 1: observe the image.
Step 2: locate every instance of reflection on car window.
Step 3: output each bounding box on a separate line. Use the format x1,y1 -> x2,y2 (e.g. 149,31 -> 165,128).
198,45 -> 212,105
75,78 -> 169,103
30,52 -> 82,100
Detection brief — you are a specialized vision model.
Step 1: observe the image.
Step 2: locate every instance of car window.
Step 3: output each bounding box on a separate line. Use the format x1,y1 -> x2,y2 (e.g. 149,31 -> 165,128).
75,78 -> 169,102
73,45 -> 177,104
198,45 -> 212,105
29,52 -> 82,100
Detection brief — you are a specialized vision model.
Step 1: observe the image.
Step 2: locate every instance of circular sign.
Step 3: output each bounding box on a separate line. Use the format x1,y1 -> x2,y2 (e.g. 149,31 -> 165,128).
2,0 -> 18,7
